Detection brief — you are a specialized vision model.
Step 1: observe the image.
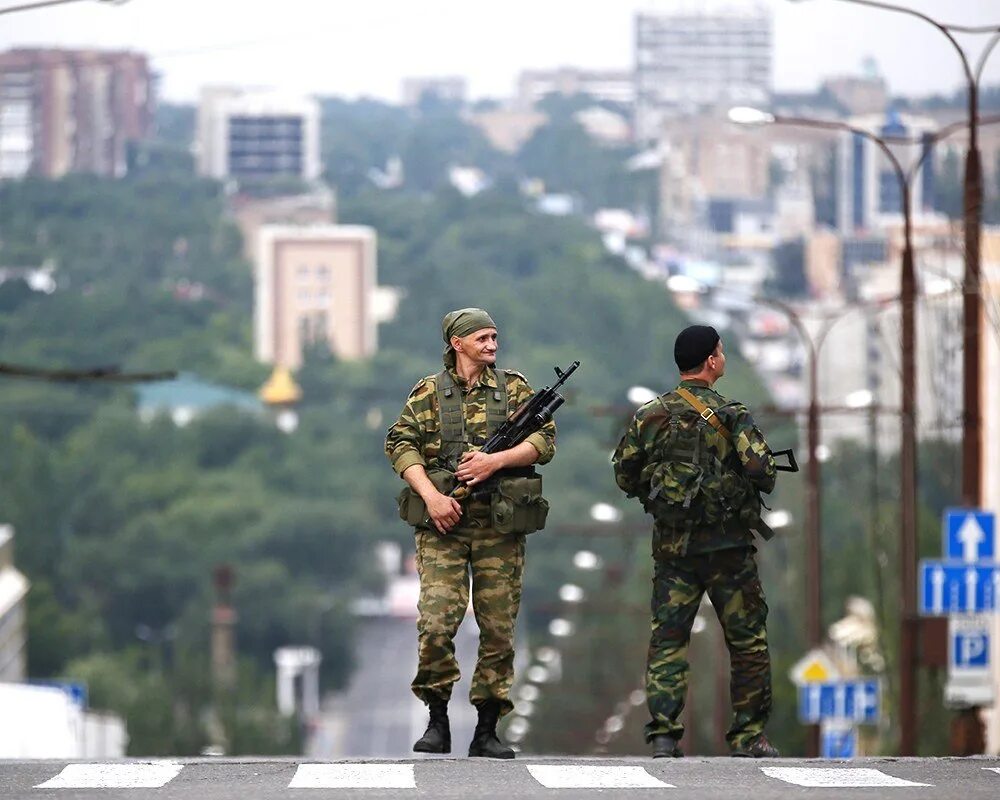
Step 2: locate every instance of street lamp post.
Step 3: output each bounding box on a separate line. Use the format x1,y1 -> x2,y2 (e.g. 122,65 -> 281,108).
730,105 -> 932,756
793,0 -> 1000,518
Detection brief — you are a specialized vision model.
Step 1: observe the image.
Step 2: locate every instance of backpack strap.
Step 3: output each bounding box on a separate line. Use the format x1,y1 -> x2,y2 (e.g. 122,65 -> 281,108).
675,387 -> 733,443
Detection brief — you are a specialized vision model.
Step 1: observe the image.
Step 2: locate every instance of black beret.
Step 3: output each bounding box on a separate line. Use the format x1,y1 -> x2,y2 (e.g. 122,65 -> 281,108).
674,325 -> 720,372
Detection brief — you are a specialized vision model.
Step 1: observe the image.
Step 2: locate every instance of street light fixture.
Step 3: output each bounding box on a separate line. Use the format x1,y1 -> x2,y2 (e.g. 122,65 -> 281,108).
0,0 -> 130,15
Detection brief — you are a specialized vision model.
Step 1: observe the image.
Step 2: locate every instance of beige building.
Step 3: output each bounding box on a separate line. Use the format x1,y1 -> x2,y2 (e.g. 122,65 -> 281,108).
230,188 -> 337,261
255,225 -> 377,369
0,48 -> 152,179
466,108 -> 547,154
0,525 -> 29,683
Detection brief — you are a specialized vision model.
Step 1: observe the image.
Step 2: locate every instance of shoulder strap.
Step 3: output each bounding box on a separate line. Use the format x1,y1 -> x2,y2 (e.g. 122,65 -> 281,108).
675,387 -> 733,443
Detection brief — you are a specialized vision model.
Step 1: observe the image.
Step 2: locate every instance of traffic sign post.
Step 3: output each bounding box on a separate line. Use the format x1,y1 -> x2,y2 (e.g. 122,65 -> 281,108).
943,509 -> 996,562
797,679 -> 880,724
919,561 -> 1000,615
945,614 -> 994,708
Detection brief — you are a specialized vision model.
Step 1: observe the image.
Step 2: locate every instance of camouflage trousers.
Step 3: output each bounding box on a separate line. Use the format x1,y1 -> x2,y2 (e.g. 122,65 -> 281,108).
412,520 -> 525,716
645,545 -> 772,748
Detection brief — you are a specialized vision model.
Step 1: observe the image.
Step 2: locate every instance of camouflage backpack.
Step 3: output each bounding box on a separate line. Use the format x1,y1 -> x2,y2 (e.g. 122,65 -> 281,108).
642,388 -> 758,530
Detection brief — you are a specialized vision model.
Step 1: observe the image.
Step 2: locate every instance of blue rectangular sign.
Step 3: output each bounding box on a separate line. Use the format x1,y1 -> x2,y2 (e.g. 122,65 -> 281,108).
944,509 -> 996,562
821,725 -> 857,759
797,680 -> 880,724
952,629 -> 990,669
920,560 -> 1000,615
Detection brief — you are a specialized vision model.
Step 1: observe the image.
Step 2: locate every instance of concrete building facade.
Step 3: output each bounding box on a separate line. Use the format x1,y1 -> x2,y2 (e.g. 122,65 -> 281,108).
197,87 -> 321,183
401,76 -> 467,107
517,67 -> 634,109
635,2 -> 772,141
0,48 -> 152,179
0,525 -> 28,683
255,225 -> 377,369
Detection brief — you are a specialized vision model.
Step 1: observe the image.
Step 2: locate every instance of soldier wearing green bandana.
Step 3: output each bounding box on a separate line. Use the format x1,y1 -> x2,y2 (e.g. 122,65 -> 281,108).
385,307 -> 555,759
612,325 -> 780,760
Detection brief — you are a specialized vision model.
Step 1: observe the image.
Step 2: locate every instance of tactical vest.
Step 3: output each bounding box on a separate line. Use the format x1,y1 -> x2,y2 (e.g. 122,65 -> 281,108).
435,368 -> 508,469
396,367 -> 548,534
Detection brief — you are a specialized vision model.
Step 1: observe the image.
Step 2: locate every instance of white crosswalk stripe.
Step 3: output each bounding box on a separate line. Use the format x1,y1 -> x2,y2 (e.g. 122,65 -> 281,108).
34,762 -> 184,789
761,767 -> 932,788
288,764 -> 416,789
527,765 -> 673,789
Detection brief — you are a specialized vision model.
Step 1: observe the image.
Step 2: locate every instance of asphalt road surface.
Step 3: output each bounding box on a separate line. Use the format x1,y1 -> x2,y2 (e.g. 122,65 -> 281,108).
307,615 -> 481,759
2,756 -> 999,800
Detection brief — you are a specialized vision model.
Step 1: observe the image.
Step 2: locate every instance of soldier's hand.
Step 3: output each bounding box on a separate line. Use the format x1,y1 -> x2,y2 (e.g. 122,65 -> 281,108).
455,450 -> 500,485
426,491 -> 463,534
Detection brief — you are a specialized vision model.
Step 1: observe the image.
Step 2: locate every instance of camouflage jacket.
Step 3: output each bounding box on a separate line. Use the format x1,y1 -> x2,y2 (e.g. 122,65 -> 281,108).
385,365 -> 556,477
612,379 -> 776,557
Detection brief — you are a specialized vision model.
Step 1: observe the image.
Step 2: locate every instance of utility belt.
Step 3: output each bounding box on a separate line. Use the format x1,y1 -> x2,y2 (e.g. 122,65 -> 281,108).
397,466 -> 549,535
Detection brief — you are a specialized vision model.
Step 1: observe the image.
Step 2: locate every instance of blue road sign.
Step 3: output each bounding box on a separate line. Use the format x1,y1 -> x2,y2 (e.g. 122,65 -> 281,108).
944,509 -> 996,562
952,628 -> 990,670
920,560 -> 1000,615
821,724 -> 857,759
797,680 -> 880,724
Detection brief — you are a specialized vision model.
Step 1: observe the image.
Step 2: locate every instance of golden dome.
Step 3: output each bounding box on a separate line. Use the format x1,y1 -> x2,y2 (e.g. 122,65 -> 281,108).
259,366 -> 302,406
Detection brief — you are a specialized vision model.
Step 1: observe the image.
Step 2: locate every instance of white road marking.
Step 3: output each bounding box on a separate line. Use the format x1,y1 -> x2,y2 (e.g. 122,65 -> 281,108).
35,762 -> 183,789
985,767 -> 1000,775
761,767 -> 931,788
527,765 -> 673,788
288,764 -> 416,788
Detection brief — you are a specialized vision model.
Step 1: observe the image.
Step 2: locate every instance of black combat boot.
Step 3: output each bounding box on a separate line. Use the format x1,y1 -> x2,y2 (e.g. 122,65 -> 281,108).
413,700 -> 450,754
468,700 -> 515,759
730,733 -> 780,758
650,734 -> 684,758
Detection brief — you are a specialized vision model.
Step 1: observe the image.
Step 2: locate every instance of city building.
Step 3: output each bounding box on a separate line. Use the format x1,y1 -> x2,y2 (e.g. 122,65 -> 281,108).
516,67 -> 634,109
255,225 -> 378,369
229,187 -> 337,261
466,107 -> 547,154
634,2 -> 772,141
0,48 -> 152,179
835,109 -> 941,235
0,525 -> 28,683
197,87 -> 321,183
401,76 -> 467,107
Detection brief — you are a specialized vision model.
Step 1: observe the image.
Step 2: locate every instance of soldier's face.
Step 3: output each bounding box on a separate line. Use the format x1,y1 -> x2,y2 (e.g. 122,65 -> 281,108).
453,327 -> 498,366
707,341 -> 726,379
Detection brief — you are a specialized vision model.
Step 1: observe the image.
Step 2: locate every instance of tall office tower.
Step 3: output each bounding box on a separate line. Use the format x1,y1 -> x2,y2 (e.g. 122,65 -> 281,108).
197,87 -> 321,183
255,225 -> 377,369
0,48 -> 152,179
634,1 -> 772,141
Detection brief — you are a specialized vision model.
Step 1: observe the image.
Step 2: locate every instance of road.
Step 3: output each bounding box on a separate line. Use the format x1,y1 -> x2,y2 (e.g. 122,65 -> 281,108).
307,615 -> 480,758
2,756 -> 999,799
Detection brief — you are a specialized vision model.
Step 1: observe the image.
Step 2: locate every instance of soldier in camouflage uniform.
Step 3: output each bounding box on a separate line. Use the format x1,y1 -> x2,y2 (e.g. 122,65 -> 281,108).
612,325 -> 780,759
385,307 -> 555,759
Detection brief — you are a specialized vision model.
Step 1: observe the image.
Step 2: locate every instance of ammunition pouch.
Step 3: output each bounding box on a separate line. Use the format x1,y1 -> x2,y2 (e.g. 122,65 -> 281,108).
490,475 -> 549,535
397,469 -> 457,528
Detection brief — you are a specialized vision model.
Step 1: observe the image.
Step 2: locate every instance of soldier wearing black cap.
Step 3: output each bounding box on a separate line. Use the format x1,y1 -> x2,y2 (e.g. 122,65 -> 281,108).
612,325 -> 780,759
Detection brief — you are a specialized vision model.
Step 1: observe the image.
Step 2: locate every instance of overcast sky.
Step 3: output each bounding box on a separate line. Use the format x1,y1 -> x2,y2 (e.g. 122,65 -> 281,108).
2,0 -> 999,104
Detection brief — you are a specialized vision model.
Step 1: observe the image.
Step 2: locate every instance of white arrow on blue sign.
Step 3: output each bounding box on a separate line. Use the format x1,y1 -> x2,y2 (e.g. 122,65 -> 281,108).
943,508 -> 995,562
797,680 -> 880,724
919,560 -> 1000,615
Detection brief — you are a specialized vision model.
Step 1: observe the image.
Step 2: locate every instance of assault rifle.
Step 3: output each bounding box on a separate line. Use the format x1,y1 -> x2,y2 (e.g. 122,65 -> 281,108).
773,448 -> 799,472
452,360 -> 580,500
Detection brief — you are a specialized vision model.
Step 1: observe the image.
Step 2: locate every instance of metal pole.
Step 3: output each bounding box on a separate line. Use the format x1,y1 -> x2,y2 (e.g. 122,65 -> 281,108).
962,77 -> 983,509
899,178 -> 918,756
806,344 -> 822,758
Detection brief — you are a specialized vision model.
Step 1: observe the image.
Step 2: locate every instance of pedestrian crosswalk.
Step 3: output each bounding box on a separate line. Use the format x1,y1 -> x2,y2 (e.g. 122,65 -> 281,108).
22,760 -> 1000,791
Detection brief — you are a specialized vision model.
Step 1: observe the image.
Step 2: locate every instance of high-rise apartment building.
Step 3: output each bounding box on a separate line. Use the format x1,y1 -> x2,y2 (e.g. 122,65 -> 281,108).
255,225 -> 377,369
0,48 -> 152,180
635,2 -> 772,141
197,88 -> 321,183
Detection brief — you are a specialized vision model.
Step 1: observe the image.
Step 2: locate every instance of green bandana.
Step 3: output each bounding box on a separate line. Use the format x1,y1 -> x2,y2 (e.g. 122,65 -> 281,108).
441,307 -> 497,368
